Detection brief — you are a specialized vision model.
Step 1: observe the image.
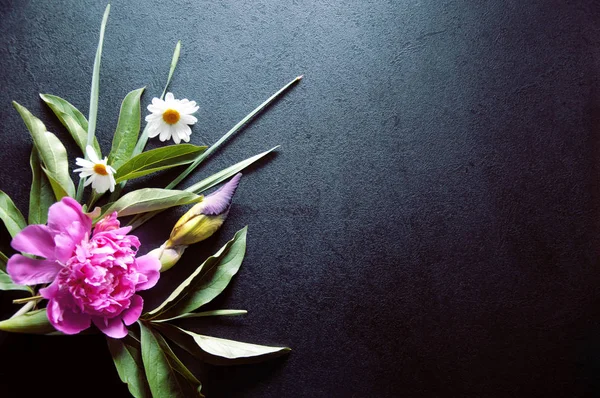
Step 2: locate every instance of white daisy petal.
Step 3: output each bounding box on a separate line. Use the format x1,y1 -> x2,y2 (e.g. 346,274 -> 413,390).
159,130 -> 170,141
165,92 -> 175,101
181,114 -> 197,124
86,146 -> 100,163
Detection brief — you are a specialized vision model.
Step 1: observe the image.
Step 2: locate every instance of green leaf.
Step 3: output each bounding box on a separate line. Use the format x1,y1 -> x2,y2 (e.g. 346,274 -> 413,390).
87,4 -> 110,149
156,324 -> 290,365
0,270 -> 30,292
108,87 -> 145,170
0,309 -> 55,334
182,329 -> 290,362
115,144 -> 207,183
39,93 -> 101,155
186,147 -> 278,194
103,189 -> 202,218
12,102 -> 76,199
0,251 -> 8,272
29,148 -> 55,225
107,337 -> 152,398
166,75 -> 302,190
134,40 -> 181,156
129,147 -> 278,231
139,322 -> 203,397
152,309 -> 247,323
148,227 -> 247,319
0,190 -> 27,238
42,166 -> 70,200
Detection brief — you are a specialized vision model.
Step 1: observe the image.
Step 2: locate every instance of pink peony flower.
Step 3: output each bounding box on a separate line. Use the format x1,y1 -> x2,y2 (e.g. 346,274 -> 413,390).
7,197 -> 160,338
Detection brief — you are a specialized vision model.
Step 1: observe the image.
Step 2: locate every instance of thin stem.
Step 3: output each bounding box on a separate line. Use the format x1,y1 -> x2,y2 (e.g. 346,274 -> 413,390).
10,300 -> 37,319
13,295 -> 42,305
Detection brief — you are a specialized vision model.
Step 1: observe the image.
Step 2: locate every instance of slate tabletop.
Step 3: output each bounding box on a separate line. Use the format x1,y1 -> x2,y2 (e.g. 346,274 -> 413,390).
1,1 -> 600,397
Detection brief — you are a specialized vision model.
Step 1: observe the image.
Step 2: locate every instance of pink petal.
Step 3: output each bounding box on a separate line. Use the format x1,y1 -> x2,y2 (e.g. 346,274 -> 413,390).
92,316 -> 127,339
53,233 -> 77,263
46,299 -> 91,335
6,254 -> 61,285
135,254 -> 161,291
39,279 -> 59,300
11,224 -> 55,259
47,197 -> 91,241
121,295 -> 143,326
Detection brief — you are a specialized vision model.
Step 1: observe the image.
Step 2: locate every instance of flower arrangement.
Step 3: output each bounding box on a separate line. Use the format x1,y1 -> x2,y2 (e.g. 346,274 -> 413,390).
0,4 -> 300,397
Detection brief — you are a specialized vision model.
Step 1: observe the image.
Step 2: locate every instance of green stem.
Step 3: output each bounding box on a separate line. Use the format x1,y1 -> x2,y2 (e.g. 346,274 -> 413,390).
10,300 -> 36,319
13,295 -> 42,305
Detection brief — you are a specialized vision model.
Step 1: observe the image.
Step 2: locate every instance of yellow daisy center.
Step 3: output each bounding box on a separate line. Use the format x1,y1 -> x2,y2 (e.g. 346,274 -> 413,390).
93,163 -> 109,176
162,109 -> 180,125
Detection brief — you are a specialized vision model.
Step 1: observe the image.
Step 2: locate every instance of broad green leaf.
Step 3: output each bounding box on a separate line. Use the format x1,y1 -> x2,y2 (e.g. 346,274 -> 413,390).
152,309 -> 247,323
139,322 -> 203,397
42,166 -> 70,200
0,190 -> 27,238
0,271 -> 30,292
104,189 -> 201,218
129,148 -> 278,231
107,337 -> 152,398
12,102 -> 75,198
134,40 -> 181,156
0,251 -> 8,272
166,75 -> 302,189
0,308 -> 55,334
29,148 -> 55,225
108,88 -> 145,170
39,93 -> 101,155
147,227 -> 247,318
115,144 -> 207,183
186,147 -> 279,194
156,324 -> 290,365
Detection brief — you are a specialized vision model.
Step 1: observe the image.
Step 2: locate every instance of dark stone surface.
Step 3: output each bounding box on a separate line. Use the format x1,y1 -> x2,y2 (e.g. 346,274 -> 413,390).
1,0 -> 600,396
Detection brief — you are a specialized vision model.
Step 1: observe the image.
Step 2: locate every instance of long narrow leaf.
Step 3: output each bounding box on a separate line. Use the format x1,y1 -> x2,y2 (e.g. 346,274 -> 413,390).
147,227 -> 247,318
39,93 -> 101,155
115,144 -> 207,183
29,148 -> 55,225
129,147 -> 278,230
0,309 -> 55,334
156,324 -> 289,366
166,75 -> 302,189
186,146 -> 278,194
133,41 -> 181,156
152,309 -> 247,323
103,189 -> 201,218
107,337 -> 152,398
0,190 -> 27,238
12,102 -> 75,198
87,4 -> 110,148
139,322 -> 203,397
108,88 -> 145,170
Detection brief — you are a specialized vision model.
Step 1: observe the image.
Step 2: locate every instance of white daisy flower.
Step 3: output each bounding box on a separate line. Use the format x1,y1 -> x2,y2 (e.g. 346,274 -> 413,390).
145,92 -> 199,144
74,145 -> 116,194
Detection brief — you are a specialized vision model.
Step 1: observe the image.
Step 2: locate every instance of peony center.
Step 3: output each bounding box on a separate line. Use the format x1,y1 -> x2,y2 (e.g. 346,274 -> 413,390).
93,163 -> 109,176
162,109 -> 180,125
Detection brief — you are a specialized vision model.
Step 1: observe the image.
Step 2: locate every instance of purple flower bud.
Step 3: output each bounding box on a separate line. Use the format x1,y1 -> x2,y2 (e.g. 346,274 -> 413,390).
166,174 -> 241,249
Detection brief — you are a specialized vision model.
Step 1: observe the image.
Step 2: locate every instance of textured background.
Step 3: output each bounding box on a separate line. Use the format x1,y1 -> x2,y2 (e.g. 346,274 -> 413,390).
1,0 -> 600,397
